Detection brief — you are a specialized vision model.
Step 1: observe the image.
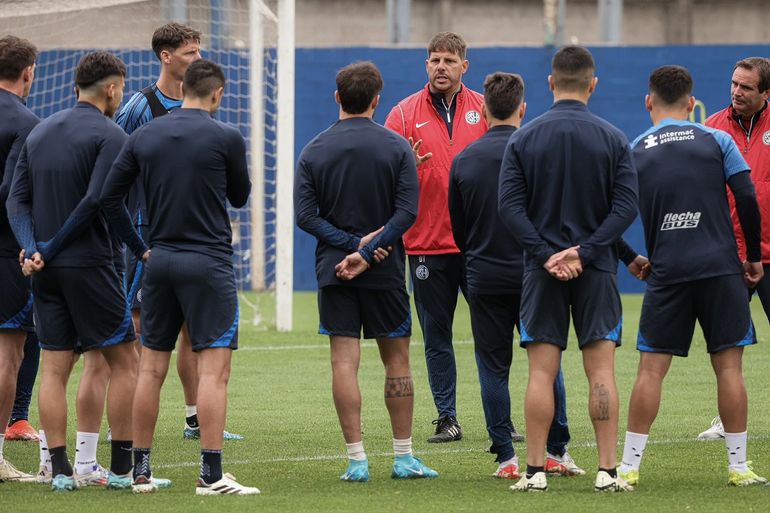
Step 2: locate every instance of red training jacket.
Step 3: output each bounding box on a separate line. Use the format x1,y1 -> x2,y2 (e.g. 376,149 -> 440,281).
385,84 -> 487,254
706,101 -> 770,262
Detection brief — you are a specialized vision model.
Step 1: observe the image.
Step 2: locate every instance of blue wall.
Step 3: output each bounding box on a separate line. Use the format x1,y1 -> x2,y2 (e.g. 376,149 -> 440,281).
294,44 -> 770,293
28,45 -> 770,292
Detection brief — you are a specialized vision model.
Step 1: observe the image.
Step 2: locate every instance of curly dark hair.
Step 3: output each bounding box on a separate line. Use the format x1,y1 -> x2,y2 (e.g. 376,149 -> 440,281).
0,35 -> 37,81
152,23 -> 202,60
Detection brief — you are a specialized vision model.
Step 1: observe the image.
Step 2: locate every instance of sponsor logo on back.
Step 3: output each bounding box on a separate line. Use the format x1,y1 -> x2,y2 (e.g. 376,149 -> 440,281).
661,211 -> 701,231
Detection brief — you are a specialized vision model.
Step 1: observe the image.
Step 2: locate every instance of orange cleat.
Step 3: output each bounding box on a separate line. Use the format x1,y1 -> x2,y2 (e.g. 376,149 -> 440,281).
494,462 -> 521,480
5,419 -> 40,441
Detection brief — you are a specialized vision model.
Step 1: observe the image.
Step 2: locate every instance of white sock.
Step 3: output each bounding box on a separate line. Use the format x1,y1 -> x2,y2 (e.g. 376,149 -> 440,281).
74,431 -> 100,475
393,437 -> 412,457
498,455 -> 518,470
185,405 -> 197,418
725,431 -> 748,472
345,441 -> 366,461
39,430 -> 52,472
0,433 -> 5,463
620,431 -> 649,473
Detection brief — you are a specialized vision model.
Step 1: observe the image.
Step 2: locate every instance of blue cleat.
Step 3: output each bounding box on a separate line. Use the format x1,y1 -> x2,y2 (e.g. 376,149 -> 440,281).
51,474 -> 78,491
340,459 -> 369,482
183,427 -> 244,441
106,471 -> 132,490
391,455 -> 439,479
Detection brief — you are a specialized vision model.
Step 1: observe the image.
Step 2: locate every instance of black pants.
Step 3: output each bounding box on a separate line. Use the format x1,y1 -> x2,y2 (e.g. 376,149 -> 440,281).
409,254 -> 466,418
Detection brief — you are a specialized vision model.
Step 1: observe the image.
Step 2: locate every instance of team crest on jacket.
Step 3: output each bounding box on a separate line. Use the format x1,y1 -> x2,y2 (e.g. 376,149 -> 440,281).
415,265 -> 429,280
465,110 -> 481,125
763,130 -> 770,145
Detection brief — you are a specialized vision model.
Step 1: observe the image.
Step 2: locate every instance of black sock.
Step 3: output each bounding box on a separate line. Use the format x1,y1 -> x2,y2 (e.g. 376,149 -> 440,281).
200,449 -> 223,484
526,465 -> 544,478
111,440 -> 133,476
186,414 -> 199,429
600,467 -> 617,478
49,446 -> 73,477
133,448 -> 152,480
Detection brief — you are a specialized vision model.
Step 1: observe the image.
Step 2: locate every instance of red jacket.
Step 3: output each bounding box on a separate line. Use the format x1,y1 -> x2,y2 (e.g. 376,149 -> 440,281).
385,84 -> 487,254
706,101 -> 770,262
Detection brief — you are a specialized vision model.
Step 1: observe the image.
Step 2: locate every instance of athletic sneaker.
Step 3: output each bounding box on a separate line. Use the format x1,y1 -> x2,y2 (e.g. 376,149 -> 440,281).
697,416 -> 725,441
131,474 -> 173,494
196,473 -> 260,496
5,419 -> 40,441
493,461 -> 520,480
75,464 -> 108,487
728,467 -> 768,487
340,459 -> 369,482
0,459 -> 36,482
618,468 -> 639,486
510,425 -> 525,443
544,451 -> 586,476
510,471 -> 547,492
391,455 -> 439,479
51,474 -> 78,491
594,470 -> 634,492
36,465 -> 52,484
106,471 -> 133,490
427,416 -> 462,443
183,426 -> 244,441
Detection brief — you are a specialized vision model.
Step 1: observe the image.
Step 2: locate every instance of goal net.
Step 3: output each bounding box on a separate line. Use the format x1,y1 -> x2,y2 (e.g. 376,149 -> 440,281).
0,0 -> 293,330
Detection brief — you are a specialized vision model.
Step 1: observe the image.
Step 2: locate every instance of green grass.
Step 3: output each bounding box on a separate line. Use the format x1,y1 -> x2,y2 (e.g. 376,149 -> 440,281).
4,292 -> 770,512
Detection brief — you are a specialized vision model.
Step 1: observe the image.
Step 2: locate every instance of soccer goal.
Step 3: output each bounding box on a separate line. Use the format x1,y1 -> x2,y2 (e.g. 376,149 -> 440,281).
0,0 -> 295,331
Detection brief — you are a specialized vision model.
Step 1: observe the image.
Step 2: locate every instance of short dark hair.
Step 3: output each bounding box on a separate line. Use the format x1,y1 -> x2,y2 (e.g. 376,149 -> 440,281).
75,51 -> 126,89
183,59 -> 225,98
151,22 -> 202,60
335,61 -> 383,115
648,65 -> 692,107
551,45 -> 595,92
735,57 -> 770,92
0,35 -> 37,81
428,32 -> 466,60
483,72 -> 524,120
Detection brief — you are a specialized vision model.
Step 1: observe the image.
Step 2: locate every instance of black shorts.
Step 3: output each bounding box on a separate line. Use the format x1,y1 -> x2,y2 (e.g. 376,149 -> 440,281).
318,285 -> 411,340
638,274 -> 755,356
520,268 -> 622,349
0,257 -> 33,332
141,250 -> 238,352
31,265 -> 134,353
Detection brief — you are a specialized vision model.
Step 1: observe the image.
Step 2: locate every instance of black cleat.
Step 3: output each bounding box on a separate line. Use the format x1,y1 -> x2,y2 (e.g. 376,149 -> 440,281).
511,424 -> 525,443
427,416 -> 463,443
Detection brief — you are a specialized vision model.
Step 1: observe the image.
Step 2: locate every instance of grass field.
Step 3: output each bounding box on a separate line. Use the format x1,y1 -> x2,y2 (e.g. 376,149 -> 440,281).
3,292 -> 770,512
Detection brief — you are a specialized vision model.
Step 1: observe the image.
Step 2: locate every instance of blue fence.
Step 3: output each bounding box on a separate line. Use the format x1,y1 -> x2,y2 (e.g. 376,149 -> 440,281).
29,45 -> 770,292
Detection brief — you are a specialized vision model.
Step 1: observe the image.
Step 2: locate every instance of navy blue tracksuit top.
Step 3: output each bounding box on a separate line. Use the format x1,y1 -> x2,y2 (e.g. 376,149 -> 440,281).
498,99 -> 638,273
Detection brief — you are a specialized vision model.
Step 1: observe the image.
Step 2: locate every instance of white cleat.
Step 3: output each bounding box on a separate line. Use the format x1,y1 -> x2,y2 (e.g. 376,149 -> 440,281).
0,459 -> 37,482
594,470 -> 634,492
510,471 -> 548,492
697,416 -> 725,441
196,473 -> 260,496
36,465 -> 52,484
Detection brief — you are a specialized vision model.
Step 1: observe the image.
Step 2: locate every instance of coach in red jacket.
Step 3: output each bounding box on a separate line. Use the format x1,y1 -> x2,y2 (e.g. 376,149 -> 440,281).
385,32 -> 487,443
697,57 -> 770,442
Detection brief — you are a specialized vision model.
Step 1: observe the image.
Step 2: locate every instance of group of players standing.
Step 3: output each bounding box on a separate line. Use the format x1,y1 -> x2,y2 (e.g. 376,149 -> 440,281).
296,31 -> 770,492
0,24 -> 258,495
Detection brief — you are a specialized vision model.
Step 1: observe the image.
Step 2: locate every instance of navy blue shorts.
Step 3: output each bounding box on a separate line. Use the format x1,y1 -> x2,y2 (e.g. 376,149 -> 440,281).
0,257 -> 33,332
141,250 -> 238,352
520,268 -> 622,349
318,285 -> 411,339
31,265 -> 134,353
638,274 -> 755,356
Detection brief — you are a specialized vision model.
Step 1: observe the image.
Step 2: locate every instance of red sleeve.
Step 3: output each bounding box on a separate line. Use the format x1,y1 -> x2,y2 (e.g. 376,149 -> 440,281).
384,105 -> 407,138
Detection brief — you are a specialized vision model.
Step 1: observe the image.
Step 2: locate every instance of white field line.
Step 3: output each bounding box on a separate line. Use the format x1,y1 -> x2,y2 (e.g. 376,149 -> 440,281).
154,435 -> 770,469
236,340 -> 476,352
